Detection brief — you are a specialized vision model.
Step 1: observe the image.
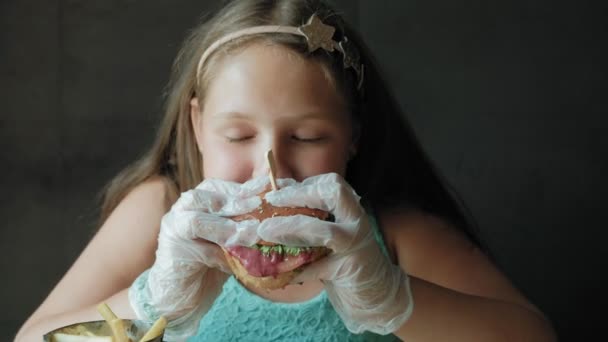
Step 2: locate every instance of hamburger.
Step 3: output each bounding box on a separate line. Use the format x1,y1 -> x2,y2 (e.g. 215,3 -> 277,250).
222,191 -> 333,290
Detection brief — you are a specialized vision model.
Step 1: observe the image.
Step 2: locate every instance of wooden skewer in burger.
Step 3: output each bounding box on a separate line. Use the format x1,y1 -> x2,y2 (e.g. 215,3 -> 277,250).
221,150 -> 333,290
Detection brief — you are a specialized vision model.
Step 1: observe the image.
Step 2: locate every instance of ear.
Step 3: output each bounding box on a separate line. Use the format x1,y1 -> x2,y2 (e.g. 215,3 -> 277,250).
190,97 -> 204,153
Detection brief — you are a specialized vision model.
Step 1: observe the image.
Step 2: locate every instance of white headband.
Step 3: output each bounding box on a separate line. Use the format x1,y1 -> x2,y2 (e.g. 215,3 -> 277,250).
195,14 -> 364,89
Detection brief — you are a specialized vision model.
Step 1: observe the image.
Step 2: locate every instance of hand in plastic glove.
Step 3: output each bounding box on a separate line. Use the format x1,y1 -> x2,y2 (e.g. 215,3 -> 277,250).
129,176 -> 272,341
258,173 -> 414,335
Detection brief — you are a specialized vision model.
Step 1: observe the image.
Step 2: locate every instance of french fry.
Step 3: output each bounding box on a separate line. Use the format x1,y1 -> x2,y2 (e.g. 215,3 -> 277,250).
139,316 -> 167,342
52,333 -> 112,342
96,302 -> 129,342
53,302 -> 165,341
109,318 -> 129,342
96,303 -> 117,322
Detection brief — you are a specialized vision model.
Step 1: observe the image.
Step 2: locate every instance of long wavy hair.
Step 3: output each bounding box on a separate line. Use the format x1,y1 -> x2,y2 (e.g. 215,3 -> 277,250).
98,0 -> 485,249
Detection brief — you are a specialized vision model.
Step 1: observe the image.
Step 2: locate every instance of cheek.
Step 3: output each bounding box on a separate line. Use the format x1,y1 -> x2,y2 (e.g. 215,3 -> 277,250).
291,143 -> 350,179
200,138 -> 253,182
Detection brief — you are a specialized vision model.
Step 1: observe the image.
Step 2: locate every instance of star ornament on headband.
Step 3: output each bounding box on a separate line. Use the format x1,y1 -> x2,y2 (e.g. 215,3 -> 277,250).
299,15 -> 364,90
196,14 -> 364,90
298,15 -> 337,53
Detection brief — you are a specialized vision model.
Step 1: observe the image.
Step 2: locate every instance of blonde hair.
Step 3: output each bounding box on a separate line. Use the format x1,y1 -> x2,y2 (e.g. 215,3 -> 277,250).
98,0 -> 484,251
99,0 -> 360,223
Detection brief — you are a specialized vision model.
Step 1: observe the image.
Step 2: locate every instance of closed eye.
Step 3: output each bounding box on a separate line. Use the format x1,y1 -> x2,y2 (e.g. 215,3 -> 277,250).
226,136 -> 254,143
291,135 -> 326,143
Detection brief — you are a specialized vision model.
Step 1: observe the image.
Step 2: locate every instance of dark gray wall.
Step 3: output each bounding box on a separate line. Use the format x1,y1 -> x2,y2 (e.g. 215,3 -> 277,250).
2,0 -> 606,340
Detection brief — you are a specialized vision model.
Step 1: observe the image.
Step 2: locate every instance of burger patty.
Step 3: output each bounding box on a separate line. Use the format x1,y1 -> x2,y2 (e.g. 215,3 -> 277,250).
224,245 -> 327,277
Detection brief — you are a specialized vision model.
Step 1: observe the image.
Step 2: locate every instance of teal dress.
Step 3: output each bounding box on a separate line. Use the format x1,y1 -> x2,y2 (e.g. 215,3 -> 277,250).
188,214 -> 400,341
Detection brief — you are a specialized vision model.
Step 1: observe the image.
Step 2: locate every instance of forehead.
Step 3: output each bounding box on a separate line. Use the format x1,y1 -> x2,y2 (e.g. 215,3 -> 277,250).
201,42 -> 346,119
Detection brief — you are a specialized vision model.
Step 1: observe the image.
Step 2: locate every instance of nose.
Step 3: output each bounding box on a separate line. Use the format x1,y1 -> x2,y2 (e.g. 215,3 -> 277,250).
251,144 -> 294,181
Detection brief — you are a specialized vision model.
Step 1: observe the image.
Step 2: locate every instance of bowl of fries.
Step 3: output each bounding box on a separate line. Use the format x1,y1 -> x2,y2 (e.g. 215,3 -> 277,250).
43,303 -> 166,342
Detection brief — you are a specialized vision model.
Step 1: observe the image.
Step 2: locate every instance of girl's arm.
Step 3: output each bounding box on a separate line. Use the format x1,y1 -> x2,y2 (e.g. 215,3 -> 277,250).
380,208 -> 558,341
15,177 -> 170,341
16,289 -> 133,341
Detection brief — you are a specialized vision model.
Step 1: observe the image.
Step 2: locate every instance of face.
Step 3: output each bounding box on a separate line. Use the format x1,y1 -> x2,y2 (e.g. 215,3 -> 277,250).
191,43 -> 355,183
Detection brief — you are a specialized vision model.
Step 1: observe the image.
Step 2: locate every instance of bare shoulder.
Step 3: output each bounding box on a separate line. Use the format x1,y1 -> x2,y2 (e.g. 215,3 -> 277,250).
378,206 -> 540,313
93,175 -> 175,281
378,206 -> 477,272
28,176 -> 174,320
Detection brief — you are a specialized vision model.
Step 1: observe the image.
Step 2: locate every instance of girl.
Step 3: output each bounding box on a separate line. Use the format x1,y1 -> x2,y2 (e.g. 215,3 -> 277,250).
17,0 -> 557,341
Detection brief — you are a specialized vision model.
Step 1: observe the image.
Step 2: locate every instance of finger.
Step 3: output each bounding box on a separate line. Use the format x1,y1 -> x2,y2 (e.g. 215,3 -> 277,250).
175,188 -> 262,216
301,172 -> 341,185
192,240 -> 232,274
172,188 -> 226,212
196,176 -> 271,199
214,195 -> 261,216
263,173 -> 345,211
275,177 -> 297,189
215,257 -> 232,275
191,215 -> 260,247
223,219 -> 262,247
303,173 -> 364,223
165,210 -> 258,246
239,175 -> 273,196
264,182 -> 334,212
257,215 -> 358,252
329,181 -> 365,223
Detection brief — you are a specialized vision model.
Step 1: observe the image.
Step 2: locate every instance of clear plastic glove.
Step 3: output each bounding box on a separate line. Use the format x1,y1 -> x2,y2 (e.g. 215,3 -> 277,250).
129,176 -> 271,341
259,173 -> 414,335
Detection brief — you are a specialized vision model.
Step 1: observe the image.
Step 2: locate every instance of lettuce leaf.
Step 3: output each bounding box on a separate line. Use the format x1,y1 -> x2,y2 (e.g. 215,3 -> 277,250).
251,244 -> 312,256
